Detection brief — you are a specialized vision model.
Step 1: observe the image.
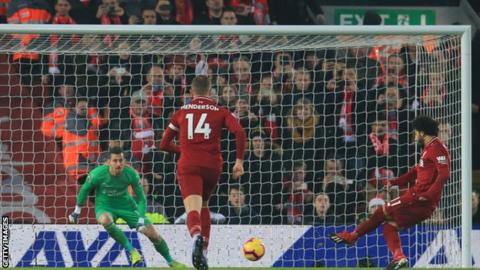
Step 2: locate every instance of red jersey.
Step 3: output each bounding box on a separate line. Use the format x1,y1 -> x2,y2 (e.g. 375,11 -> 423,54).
159,97 -> 246,170
390,137 -> 450,207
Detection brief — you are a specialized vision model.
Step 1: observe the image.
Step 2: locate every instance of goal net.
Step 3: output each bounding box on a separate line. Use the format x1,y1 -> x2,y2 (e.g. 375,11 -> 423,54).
0,25 -> 471,268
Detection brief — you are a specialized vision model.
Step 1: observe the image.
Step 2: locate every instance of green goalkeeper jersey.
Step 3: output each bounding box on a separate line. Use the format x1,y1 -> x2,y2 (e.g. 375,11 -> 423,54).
76,165 -> 146,216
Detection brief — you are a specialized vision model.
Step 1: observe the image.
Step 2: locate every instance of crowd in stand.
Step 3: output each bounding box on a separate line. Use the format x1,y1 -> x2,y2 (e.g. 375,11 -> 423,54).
3,0 -> 478,225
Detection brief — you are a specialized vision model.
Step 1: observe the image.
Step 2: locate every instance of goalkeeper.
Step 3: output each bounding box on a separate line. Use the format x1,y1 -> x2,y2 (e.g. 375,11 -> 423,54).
68,147 -> 186,268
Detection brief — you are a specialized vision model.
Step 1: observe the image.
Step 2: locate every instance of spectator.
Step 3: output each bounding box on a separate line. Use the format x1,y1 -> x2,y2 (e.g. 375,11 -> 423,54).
126,95 -> 156,164
438,121 -> 452,147
346,47 -> 381,91
280,161 -> 314,224
228,0 -> 269,25
259,74 -> 275,93
321,158 -> 350,192
139,6 -> 157,25
62,98 -> 108,182
400,44 -> 428,90
41,84 -> 75,140
207,65 -> 228,99
164,55 -> 187,113
220,7 -> 237,25
417,69 -> 447,110
376,54 -> 407,89
103,41 -> 142,89
231,56 -> 253,97
96,0 -> 126,24
375,85 -> 411,147
304,193 -> 334,225
281,98 -> 329,180
304,51 -> 321,73
323,67 -> 370,178
194,0 -> 224,24
49,0 -> 78,76
233,97 -> 259,136
102,41 -> 141,124
219,184 -> 260,224
122,0 -> 156,19
473,190 -> 480,225
96,0 -> 126,46
272,52 -> 294,93
7,0 -> 51,86
136,65 -> 165,118
174,0 -> 198,24
269,0 -> 324,25
365,114 -> 401,187
242,131 -> 283,224
155,0 -> 177,24
252,87 -> 282,141
322,157 -> 359,224
283,68 -> 322,114
218,84 -> 238,111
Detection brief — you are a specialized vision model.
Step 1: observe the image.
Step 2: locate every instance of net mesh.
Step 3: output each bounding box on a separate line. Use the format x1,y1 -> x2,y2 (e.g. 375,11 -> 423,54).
0,30 -> 463,267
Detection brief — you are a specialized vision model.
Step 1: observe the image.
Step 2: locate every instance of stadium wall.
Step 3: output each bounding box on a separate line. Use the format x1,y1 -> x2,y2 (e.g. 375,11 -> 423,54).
7,225 -> 480,268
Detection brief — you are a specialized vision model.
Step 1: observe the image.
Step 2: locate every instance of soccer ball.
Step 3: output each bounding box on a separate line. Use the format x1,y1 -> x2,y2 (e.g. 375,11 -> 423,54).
242,237 -> 265,261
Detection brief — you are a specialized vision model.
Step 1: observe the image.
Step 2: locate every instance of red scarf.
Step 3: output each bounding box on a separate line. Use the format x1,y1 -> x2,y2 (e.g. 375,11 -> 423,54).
369,133 -> 390,155
130,109 -> 155,161
386,110 -> 399,141
257,108 -> 279,140
287,189 -> 308,218
147,90 -> 164,117
340,89 -> 354,136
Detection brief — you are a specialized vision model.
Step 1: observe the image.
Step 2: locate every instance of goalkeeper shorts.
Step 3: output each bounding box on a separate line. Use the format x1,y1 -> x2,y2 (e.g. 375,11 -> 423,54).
95,206 -> 151,229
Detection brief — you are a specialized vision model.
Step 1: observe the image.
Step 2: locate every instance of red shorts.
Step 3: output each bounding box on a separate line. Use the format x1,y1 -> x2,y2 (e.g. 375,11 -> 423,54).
177,166 -> 221,201
386,198 -> 435,229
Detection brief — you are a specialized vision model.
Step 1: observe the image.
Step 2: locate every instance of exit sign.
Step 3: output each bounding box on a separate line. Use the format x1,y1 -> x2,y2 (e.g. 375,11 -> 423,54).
335,9 -> 436,25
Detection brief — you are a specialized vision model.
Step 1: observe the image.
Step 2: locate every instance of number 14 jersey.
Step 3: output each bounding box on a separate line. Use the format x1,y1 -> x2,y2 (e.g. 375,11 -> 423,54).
166,97 -> 246,170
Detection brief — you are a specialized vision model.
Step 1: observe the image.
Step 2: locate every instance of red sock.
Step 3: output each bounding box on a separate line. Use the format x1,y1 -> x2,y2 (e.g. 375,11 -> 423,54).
187,211 -> 201,237
201,207 -> 211,249
383,223 -> 405,260
354,207 -> 386,237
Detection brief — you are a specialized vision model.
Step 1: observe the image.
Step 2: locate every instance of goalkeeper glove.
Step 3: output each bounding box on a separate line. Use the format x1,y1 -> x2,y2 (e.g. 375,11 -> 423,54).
136,217 -> 147,233
68,206 -> 81,224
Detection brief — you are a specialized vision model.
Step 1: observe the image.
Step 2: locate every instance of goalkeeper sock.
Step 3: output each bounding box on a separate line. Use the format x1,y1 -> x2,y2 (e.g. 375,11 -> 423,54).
104,223 -> 134,253
187,210 -> 201,237
201,207 -> 211,249
354,207 -> 385,237
153,238 -> 174,264
383,223 -> 405,260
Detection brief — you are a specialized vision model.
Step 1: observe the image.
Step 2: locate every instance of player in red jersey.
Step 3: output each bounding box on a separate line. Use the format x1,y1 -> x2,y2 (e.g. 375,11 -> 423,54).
159,76 -> 246,270
330,116 -> 450,270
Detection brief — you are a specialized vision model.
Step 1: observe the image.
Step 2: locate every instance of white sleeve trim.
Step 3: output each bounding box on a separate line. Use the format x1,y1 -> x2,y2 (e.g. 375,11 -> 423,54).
168,123 -> 179,131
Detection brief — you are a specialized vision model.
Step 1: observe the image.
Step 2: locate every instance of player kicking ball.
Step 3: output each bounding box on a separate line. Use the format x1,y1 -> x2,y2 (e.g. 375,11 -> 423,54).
160,75 -> 247,270
330,116 -> 450,270
68,147 -> 186,268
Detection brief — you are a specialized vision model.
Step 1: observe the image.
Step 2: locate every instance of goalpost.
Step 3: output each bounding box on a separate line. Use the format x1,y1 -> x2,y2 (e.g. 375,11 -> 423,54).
0,24 -> 472,268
